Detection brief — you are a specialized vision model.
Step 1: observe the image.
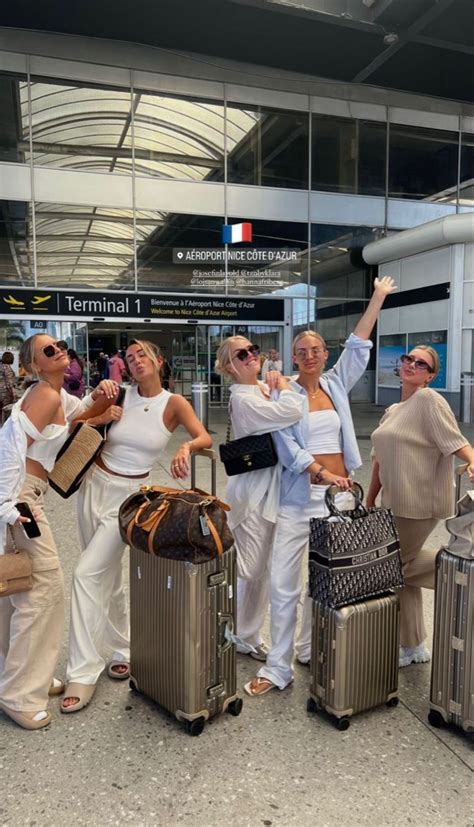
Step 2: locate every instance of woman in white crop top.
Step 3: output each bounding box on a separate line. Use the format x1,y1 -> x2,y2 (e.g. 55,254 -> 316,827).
246,276 -> 396,696
62,338 -> 212,714
0,334 -> 117,730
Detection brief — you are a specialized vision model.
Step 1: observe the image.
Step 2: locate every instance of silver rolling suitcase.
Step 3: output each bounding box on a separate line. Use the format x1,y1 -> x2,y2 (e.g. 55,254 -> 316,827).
429,469 -> 473,733
129,449 -> 242,735
307,593 -> 400,730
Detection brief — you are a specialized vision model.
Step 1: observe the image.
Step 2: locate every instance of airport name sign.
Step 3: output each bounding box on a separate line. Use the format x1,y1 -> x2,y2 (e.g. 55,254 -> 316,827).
0,288 -> 285,323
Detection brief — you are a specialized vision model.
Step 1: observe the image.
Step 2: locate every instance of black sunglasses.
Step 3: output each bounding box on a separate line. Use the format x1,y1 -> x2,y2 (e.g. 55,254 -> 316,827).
233,344 -> 260,362
400,354 -> 435,373
42,341 -> 68,358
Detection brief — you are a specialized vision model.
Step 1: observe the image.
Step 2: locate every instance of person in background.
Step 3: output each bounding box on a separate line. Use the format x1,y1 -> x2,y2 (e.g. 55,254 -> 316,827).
368,345 -> 474,667
214,337 -> 305,663
0,352 -> 17,416
63,349 -> 85,399
261,349 -> 283,382
0,334 -> 117,730
107,349 -> 126,384
96,352 -> 108,380
61,339 -> 212,714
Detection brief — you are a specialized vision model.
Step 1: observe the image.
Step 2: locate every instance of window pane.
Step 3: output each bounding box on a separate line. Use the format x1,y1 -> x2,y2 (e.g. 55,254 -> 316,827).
389,123 -> 458,201
133,91 -> 225,182
136,210 -> 224,293
0,200 -> 34,285
312,115 -> 386,196
227,104 -> 309,189
34,202 -> 135,289
0,73 -> 28,164
28,79 -> 132,175
460,132 -> 474,209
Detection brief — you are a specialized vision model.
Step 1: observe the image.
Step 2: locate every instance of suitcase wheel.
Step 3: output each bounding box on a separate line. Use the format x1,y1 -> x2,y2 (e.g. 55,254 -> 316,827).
185,717 -> 206,737
386,697 -> 399,708
428,709 -> 445,729
228,698 -> 243,717
306,697 -> 319,715
334,716 -> 350,731
129,677 -> 141,694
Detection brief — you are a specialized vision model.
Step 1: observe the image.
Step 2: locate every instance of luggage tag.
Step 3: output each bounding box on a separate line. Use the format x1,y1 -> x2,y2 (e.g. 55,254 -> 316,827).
224,627 -> 257,652
200,513 -> 211,536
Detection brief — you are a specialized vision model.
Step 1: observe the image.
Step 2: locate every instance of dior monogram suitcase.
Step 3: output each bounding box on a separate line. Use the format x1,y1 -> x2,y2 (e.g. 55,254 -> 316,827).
129,450 -> 242,735
307,593 -> 400,730
428,550 -> 473,733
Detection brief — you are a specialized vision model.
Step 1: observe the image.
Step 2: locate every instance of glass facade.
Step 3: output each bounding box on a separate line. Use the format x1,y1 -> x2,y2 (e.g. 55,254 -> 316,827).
0,200 -> 34,285
460,132 -> 474,208
312,115 -> 386,196
388,123 -> 459,202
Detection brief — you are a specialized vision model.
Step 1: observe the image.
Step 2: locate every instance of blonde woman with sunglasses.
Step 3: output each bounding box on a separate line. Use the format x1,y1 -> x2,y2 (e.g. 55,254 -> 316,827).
368,346 -> 474,667
0,334 -> 117,730
215,338 -> 305,663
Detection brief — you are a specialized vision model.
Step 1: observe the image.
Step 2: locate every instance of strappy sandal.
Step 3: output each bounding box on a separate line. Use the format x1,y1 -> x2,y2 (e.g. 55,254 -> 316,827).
107,661 -> 130,680
244,677 -> 278,697
48,678 -> 65,696
0,703 -> 52,730
60,683 -> 96,714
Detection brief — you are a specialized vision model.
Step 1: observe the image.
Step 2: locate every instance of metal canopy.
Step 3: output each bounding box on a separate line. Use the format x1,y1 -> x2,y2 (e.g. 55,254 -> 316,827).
0,0 -> 473,102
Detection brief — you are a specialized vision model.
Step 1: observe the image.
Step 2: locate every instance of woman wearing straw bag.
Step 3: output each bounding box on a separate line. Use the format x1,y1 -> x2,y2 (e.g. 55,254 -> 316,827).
0,334 -> 117,730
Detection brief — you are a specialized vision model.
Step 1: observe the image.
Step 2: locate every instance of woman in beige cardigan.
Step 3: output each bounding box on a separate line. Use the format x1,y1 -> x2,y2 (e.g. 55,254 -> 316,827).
368,345 -> 474,667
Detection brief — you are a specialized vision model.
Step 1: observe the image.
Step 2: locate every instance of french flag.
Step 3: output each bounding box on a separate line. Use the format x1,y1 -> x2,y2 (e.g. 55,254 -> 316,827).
222,222 -> 253,244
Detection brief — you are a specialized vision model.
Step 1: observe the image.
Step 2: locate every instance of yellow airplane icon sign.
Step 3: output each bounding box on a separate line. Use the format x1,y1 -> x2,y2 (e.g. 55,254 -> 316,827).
3,294 -> 25,307
32,295 -> 52,305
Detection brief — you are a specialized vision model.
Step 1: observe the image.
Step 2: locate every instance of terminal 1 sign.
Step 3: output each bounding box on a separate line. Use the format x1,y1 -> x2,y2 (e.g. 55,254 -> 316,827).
0,288 -> 285,323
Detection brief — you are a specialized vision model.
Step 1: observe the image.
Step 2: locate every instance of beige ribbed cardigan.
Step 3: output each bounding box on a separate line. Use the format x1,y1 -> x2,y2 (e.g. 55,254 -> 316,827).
371,388 -> 468,519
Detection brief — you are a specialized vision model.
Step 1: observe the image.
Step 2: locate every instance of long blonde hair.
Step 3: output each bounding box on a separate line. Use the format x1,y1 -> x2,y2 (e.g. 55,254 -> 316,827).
411,345 -> 440,378
292,329 -> 327,352
125,339 -> 162,381
19,334 -> 43,378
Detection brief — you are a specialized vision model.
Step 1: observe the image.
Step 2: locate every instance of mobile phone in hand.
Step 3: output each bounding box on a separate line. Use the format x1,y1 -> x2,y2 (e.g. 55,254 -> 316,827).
16,501 -> 41,539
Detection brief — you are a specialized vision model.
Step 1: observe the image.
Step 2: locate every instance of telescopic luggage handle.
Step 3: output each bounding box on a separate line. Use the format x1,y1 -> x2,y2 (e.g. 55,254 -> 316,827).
190,448 -> 217,496
324,482 -> 366,518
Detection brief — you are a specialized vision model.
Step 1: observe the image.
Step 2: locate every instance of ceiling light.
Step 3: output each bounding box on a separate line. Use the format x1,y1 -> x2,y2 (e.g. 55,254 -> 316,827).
383,32 -> 399,46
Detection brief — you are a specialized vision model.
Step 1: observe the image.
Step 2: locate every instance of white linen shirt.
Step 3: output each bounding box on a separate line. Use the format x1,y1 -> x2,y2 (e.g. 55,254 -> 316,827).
0,387 -> 94,553
224,384 -> 304,530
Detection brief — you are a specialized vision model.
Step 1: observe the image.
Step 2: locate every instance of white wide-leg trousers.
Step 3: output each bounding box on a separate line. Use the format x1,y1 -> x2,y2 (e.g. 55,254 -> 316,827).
66,464 -> 146,685
259,487 -> 353,689
231,507 -> 275,652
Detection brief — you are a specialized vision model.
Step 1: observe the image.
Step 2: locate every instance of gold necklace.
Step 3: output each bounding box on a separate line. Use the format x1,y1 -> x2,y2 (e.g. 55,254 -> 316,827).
308,388 -> 320,399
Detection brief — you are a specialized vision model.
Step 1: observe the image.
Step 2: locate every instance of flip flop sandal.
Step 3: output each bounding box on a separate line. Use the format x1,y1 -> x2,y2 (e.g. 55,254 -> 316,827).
0,703 -> 52,730
244,677 -> 278,697
48,678 -> 65,696
60,683 -> 96,714
107,661 -> 130,680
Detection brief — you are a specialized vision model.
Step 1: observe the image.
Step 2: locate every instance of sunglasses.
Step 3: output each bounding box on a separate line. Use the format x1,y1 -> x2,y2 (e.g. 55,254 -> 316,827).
232,344 -> 260,362
400,354 -> 435,373
42,341 -> 68,358
295,347 -> 325,359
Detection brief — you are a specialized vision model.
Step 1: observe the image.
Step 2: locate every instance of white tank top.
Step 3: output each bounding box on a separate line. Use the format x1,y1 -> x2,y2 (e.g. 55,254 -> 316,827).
306,409 -> 342,454
100,385 -> 173,474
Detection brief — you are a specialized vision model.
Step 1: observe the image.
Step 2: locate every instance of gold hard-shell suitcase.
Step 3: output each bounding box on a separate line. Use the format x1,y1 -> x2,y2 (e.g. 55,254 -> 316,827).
129,450 -> 242,735
307,593 -> 400,730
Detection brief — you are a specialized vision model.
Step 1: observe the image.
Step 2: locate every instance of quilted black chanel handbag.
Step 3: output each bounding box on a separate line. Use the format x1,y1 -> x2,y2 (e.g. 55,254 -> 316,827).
309,483 -> 404,608
218,401 -> 277,476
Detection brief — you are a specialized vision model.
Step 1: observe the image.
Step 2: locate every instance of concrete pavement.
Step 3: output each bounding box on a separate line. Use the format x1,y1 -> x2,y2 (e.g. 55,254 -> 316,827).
0,403 -> 473,826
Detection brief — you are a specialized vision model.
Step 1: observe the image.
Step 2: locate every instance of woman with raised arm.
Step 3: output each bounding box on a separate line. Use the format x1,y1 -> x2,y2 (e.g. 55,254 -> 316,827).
368,345 -> 474,667
0,334 -> 116,730
215,337 -> 305,664
62,339 -> 212,714
245,276 -> 396,696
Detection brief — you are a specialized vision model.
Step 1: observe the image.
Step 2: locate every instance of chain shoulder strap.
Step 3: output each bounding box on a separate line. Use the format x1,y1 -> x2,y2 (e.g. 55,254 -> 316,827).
225,397 -> 233,444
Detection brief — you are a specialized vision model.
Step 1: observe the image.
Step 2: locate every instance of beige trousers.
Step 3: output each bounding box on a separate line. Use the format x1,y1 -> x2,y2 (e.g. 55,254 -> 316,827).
394,515 -> 438,648
0,475 -> 64,712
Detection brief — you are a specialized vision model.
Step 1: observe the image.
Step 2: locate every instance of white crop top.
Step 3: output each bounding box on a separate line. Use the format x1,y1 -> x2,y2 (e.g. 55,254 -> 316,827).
100,385 -> 173,475
24,387 -> 94,472
306,409 -> 342,454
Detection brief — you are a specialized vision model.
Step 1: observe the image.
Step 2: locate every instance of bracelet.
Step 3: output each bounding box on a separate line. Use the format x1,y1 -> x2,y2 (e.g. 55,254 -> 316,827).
313,465 -> 326,484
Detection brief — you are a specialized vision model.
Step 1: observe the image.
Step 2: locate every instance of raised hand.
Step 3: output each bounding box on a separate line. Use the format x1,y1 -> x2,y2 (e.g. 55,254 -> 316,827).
374,275 -> 397,297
